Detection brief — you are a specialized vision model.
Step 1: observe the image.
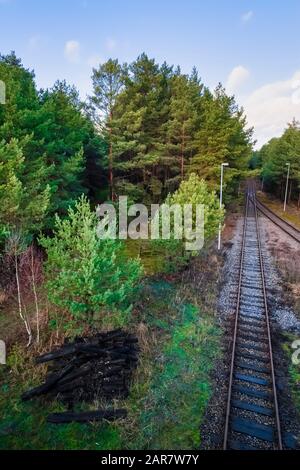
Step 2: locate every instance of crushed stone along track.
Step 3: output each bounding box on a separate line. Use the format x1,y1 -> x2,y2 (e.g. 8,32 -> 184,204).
255,198 -> 300,244
223,190 -> 283,450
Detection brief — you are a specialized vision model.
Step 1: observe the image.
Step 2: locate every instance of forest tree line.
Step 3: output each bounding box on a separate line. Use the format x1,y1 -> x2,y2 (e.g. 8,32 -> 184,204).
0,51 -> 253,342
0,51 -> 253,241
251,119 -> 300,205
90,54 -> 253,204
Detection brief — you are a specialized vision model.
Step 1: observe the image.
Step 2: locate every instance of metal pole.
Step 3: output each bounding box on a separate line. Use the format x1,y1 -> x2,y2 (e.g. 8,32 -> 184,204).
283,163 -> 290,212
218,166 -> 224,251
218,163 -> 228,250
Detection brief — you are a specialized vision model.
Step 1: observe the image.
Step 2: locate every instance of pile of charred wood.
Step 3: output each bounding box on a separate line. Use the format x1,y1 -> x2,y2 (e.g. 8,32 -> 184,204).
21,329 -> 139,423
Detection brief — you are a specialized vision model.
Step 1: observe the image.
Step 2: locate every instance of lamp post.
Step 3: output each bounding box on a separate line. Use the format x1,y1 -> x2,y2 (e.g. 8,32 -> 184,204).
218,162 -> 229,251
283,162 -> 290,212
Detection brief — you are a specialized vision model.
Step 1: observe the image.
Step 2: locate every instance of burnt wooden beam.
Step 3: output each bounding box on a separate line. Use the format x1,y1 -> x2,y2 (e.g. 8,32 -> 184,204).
47,409 -> 127,424
21,363 -> 74,401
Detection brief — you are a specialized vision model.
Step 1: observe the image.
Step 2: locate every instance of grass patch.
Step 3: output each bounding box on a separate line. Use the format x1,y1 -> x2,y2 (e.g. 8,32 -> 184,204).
125,239 -> 165,275
258,192 -> 300,229
0,380 -> 123,450
0,252 -> 222,450
0,345 -> 123,450
129,305 -> 220,449
122,272 -> 221,450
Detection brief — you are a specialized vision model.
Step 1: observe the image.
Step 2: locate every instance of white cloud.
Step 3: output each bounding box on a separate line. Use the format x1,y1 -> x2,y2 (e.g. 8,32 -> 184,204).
105,37 -> 117,51
241,10 -> 253,23
64,40 -> 81,63
226,65 -> 250,94
242,71 -> 300,147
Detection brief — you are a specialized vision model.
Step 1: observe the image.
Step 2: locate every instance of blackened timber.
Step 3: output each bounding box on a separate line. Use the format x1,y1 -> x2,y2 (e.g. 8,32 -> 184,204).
47,409 -> 127,424
21,363 -> 74,401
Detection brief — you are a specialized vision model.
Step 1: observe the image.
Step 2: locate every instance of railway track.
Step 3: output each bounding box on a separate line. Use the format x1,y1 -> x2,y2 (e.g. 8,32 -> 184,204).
255,198 -> 300,244
223,190 -> 282,450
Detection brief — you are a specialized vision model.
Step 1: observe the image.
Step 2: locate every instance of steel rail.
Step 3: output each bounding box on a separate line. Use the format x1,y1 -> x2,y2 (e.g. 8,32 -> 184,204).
253,194 -> 282,450
255,198 -> 300,244
223,189 -> 282,450
223,193 -> 249,449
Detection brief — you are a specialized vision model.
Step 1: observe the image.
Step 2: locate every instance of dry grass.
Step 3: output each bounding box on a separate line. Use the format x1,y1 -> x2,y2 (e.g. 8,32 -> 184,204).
258,191 -> 300,230
271,245 -> 300,316
275,251 -> 300,284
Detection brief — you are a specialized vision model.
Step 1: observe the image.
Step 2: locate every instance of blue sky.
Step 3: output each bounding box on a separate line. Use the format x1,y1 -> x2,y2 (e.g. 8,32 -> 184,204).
1,0 -> 300,147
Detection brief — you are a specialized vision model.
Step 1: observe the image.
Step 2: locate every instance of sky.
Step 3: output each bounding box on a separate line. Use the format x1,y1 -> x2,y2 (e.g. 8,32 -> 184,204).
1,0 -> 300,148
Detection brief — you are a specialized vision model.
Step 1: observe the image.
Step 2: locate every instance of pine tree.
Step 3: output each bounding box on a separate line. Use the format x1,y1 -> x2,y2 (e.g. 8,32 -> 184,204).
0,139 -> 50,237
1,54 -> 105,228
109,54 -> 174,203
40,196 -> 142,333
160,73 -> 201,189
261,120 -> 300,201
190,84 -> 253,196
90,59 -> 126,200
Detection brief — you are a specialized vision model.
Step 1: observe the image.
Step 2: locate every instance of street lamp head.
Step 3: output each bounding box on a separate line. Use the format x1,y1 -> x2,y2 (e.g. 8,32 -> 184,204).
222,163 -> 229,167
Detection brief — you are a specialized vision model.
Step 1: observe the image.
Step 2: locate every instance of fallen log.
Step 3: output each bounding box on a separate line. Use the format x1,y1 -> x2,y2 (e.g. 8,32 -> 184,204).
47,409 -> 127,424
36,343 -> 111,364
126,338 -> 139,344
36,344 -> 79,364
99,329 -> 123,341
102,385 -> 128,394
24,329 -> 139,406
107,358 -> 127,365
102,366 -> 123,378
56,363 -> 93,386
21,363 -> 74,401
57,377 -> 85,393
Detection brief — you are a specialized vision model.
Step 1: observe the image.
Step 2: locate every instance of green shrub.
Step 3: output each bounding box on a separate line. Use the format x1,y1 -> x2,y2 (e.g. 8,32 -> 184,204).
40,195 -> 142,333
153,173 -> 224,271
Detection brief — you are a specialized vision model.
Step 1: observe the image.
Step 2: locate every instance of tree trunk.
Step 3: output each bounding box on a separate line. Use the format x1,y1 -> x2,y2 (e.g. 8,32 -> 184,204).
15,250 -> 32,346
288,179 -> 293,203
181,125 -> 185,180
280,181 -> 284,201
30,245 -> 40,344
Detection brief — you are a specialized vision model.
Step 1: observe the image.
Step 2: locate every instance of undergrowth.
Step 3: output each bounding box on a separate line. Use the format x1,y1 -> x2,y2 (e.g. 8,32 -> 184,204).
258,192 -> 300,230
0,252 -> 221,450
282,333 -> 300,415
128,303 -> 220,449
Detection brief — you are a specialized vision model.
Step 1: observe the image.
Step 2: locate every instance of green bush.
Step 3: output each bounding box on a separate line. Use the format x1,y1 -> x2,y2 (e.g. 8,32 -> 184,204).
40,196 -> 142,333
153,173 -> 224,271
